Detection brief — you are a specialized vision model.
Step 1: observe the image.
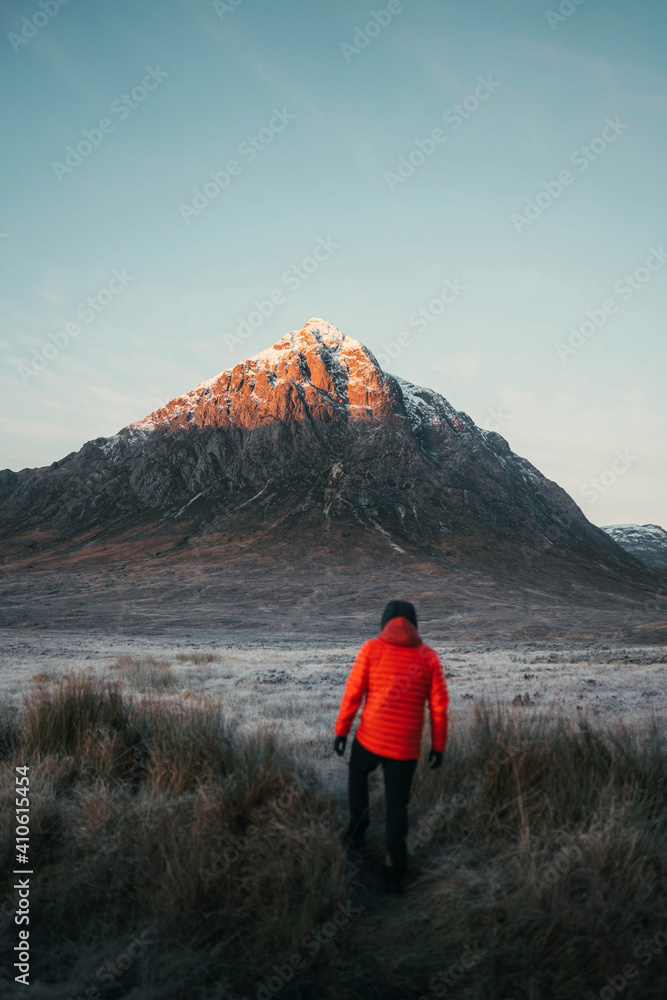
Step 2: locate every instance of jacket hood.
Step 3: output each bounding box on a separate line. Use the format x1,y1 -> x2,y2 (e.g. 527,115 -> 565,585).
379,616 -> 423,647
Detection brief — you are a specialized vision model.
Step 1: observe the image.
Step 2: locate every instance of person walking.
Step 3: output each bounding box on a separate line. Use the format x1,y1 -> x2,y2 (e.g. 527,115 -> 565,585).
334,600 -> 449,892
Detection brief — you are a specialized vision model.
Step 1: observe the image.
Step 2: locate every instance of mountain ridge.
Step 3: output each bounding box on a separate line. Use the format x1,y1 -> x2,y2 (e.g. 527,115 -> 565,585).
1,317 -> 664,641
128,318 -> 403,434
602,523 -> 667,573
0,318 -> 659,601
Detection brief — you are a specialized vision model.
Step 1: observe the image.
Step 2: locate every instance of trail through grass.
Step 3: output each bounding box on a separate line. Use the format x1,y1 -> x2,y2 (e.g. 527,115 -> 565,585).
0,673 -> 665,999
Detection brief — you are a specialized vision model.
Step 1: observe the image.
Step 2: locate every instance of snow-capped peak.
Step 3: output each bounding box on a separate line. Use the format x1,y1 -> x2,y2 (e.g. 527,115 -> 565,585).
127,318 -> 397,434
602,523 -> 667,573
251,318 -> 357,364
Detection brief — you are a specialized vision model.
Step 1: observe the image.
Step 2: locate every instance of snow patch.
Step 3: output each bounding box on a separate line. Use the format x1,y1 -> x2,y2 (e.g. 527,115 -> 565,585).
97,435 -> 121,456
370,519 -> 406,554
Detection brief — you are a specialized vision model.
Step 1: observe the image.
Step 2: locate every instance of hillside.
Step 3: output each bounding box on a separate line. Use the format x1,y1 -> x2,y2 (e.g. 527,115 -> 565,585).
0,319 -> 663,640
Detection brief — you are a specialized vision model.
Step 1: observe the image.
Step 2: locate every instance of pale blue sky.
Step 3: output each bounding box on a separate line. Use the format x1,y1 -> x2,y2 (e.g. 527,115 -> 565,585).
1,0 -> 665,527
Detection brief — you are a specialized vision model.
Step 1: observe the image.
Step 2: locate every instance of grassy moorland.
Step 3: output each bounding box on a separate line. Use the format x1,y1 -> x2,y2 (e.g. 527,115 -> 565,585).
0,669 -> 665,1000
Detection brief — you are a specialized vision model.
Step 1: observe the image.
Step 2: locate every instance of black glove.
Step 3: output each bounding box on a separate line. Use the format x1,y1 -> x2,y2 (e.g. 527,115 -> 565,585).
428,749 -> 443,770
334,735 -> 347,757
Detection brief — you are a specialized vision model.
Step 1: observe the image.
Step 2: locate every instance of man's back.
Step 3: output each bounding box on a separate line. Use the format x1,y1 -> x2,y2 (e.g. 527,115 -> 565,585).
335,616 -> 449,759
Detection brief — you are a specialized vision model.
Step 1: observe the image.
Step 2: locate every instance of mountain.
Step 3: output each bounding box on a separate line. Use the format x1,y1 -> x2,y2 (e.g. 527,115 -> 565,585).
0,319 -> 662,640
602,524 -> 667,574
0,319 -> 625,561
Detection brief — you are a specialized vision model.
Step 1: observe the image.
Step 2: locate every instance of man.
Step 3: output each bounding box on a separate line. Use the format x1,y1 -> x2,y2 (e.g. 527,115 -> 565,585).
334,600 -> 449,892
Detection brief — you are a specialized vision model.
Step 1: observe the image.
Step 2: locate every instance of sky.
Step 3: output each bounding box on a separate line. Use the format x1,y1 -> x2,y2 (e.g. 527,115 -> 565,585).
1,0 -> 665,529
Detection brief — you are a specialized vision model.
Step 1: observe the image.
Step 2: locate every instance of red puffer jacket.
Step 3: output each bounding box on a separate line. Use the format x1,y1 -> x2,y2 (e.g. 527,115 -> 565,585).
335,617 -> 449,760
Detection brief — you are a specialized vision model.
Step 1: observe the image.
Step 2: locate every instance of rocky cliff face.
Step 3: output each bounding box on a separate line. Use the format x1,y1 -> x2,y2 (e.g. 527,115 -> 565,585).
0,319 -> 652,588
130,319 -> 404,433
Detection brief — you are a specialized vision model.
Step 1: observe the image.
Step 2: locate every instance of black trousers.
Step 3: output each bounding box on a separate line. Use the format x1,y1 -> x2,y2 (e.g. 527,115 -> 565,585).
346,736 -> 418,875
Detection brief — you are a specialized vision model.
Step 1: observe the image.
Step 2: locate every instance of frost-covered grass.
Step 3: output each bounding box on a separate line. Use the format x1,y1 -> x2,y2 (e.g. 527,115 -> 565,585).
175,651 -> 223,664
3,639 -> 665,731
109,653 -> 176,692
0,670 -> 665,998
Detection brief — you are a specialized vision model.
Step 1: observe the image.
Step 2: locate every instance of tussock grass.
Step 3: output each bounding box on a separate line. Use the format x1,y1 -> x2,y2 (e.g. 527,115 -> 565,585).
397,703 -> 667,1000
110,653 -> 176,691
0,680 -> 665,999
0,674 -> 346,999
175,651 -> 223,664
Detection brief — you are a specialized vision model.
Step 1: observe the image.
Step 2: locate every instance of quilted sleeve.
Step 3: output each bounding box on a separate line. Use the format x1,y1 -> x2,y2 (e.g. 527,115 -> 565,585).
428,651 -> 449,752
335,642 -> 371,737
